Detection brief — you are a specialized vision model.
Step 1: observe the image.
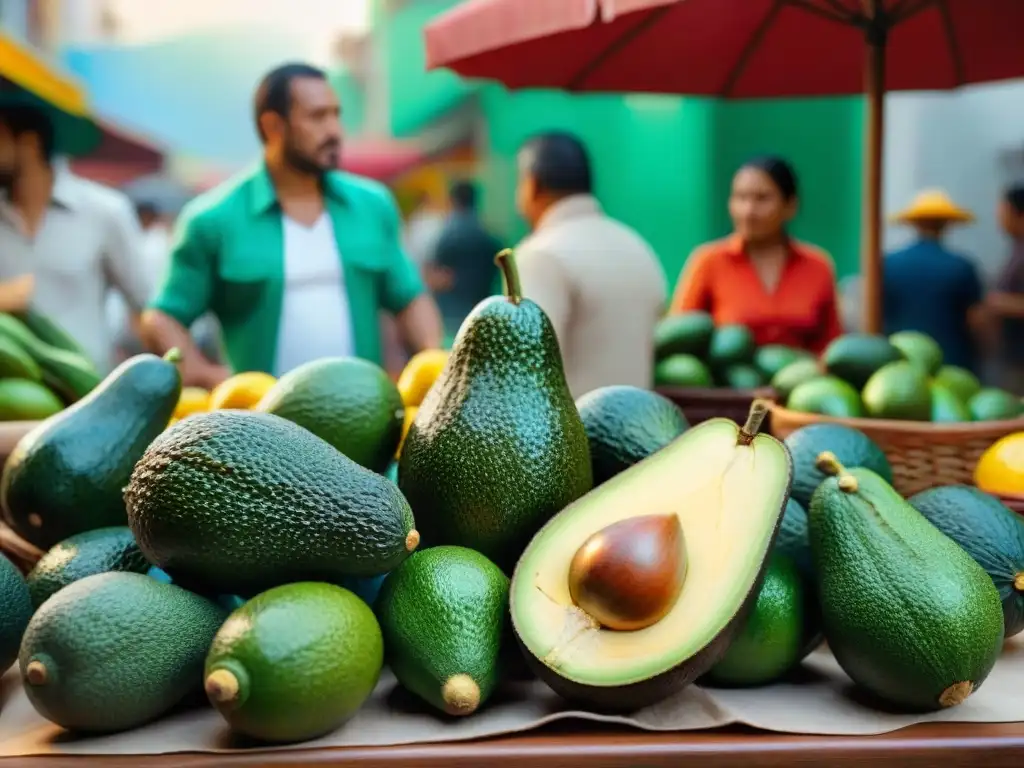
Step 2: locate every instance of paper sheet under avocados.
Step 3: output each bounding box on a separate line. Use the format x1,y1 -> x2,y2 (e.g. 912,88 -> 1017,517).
2,639 -> 1023,757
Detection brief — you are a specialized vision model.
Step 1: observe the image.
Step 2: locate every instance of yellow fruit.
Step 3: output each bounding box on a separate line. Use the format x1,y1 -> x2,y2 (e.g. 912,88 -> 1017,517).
208,371 -> 278,411
975,432 -> 1024,496
397,349 -> 449,407
395,406 -> 418,460
174,386 -> 210,420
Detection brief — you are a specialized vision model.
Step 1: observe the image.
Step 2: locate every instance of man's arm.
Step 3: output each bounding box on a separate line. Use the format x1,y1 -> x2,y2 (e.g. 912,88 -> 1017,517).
514,245 -> 572,348
0,274 -> 34,313
140,209 -> 228,388
376,190 -> 444,352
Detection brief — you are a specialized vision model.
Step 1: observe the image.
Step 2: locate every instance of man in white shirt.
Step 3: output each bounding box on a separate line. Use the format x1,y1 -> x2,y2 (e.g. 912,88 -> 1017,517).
513,132 -> 668,399
0,105 -> 152,372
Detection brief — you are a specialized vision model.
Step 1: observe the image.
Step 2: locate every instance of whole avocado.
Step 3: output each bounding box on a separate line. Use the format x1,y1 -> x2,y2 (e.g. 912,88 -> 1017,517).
126,410 -> 420,595
26,527 -> 150,609
398,249 -> 592,573
0,553 -> 32,672
576,385 -> 688,485
0,350 -> 182,550
19,572 -> 227,733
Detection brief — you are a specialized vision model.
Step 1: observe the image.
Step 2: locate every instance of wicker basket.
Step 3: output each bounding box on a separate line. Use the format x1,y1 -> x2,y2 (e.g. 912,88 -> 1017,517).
769,404 -> 1024,497
0,522 -> 43,575
656,386 -> 777,426
996,493 -> 1024,516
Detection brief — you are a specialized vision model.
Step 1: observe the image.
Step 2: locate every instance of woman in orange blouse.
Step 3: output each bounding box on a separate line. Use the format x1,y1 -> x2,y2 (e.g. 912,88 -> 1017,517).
670,157 -> 843,354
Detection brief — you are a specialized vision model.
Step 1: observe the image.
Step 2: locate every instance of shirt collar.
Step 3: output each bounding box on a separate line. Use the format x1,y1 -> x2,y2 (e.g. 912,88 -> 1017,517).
50,162 -> 82,211
248,160 -> 349,216
725,233 -> 801,262
537,194 -> 602,230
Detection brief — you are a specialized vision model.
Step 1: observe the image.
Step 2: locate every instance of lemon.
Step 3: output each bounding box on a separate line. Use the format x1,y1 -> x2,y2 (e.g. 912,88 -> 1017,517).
208,372 -> 277,411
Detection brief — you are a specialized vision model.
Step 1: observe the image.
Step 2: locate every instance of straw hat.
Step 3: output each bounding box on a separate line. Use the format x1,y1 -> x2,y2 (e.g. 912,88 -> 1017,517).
891,189 -> 975,225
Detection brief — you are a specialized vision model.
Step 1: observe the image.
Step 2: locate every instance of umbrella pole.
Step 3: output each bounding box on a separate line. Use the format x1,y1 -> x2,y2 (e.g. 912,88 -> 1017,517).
860,13 -> 887,335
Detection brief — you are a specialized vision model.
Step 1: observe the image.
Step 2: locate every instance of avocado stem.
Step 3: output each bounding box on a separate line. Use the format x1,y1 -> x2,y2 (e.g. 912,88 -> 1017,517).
163,347 -> 183,364
405,529 -> 421,553
441,674 -> 481,716
1015,573 -> 1024,592
205,668 -> 241,706
939,681 -> 974,708
737,399 -> 770,445
25,660 -> 48,686
495,249 -> 522,305
815,451 -> 846,477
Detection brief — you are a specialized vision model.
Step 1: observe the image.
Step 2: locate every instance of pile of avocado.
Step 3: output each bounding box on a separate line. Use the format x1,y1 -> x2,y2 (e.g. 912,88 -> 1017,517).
2,249 -> 1024,747
0,310 -> 102,421
654,311 -> 814,390
780,330 -> 1024,422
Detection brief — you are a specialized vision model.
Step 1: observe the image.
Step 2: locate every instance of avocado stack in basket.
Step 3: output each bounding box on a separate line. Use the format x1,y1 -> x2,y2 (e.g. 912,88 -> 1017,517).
0,250 -> 1023,753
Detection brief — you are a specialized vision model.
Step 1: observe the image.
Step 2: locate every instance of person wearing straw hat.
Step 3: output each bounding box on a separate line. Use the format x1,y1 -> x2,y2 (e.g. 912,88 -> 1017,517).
985,183 -> 1024,393
882,189 -> 987,373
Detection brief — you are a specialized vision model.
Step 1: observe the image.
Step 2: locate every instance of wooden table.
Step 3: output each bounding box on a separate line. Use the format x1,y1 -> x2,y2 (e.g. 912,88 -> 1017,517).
11,721 -> 1024,768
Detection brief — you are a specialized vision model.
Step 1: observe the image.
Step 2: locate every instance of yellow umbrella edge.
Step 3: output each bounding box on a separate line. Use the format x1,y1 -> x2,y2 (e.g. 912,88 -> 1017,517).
0,30 -> 89,117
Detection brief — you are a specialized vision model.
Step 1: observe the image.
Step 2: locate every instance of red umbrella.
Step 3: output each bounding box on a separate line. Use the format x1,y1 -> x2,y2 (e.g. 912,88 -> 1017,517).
425,0 -> 1024,333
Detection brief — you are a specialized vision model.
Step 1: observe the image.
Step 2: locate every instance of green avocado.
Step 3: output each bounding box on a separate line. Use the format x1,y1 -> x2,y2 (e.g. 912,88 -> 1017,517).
0,333 -> 42,382
14,308 -> 91,359
398,249 -> 592,573
772,498 -> 823,659
0,553 -> 32,673
0,313 -> 101,404
654,354 -> 713,388
862,361 -> 932,421
889,331 -> 943,375
376,546 -> 509,716
707,324 -> 755,370
125,410 -> 420,595
19,572 -> 227,733
786,376 -> 863,418
702,554 -> 805,687
809,456 -> 1004,711
908,485 -> 1024,638
822,333 -> 904,389
576,385 -> 688,485
933,365 -> 981,404
0,378 -> 63,421
1,350 -> 182,550
26,527 -> 150,610
256,357 -> 404,473
783,423 -> 892,509
653,311 -> 715,360
205,582 -> 383,743
722,364 -> 765,390
929,382 -> 970,423
968,388 -> 1024,421
754,345 -> 813,380
770,359 -> 823,402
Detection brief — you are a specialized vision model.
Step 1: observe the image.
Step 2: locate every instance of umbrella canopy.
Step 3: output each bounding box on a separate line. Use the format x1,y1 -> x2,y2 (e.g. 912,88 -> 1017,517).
0,30 -> 100,156
425,0 -> 1024,333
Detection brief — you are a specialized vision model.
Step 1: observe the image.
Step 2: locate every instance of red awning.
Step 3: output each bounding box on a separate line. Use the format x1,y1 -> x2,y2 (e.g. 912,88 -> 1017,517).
340,139 -> 425,181
69,118 -> 166,185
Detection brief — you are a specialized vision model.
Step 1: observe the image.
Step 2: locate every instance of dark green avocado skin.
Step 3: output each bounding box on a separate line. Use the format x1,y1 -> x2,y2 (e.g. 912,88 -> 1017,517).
576,385 -> 688,485
0,353 -> 181,550
909,485 -> 1024,638
784,423 -> 892,509
398,290 -> 592,575
773,498 -> 824,658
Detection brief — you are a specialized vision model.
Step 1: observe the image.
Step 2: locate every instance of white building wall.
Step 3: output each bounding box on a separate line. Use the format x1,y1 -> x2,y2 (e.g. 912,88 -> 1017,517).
884,80 -> 1024,284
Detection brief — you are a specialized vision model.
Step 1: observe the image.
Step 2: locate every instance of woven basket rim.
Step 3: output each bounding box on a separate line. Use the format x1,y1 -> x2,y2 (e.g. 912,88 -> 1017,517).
770,403 -> 1024,435
655,385 -> 777,401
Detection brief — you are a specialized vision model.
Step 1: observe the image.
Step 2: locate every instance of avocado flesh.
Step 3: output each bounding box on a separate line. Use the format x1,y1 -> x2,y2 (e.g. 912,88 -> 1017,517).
511,415 -> 790,708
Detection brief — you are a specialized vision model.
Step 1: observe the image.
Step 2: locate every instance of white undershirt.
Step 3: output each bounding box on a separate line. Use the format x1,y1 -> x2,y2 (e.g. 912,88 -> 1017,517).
274,213 -> 355,376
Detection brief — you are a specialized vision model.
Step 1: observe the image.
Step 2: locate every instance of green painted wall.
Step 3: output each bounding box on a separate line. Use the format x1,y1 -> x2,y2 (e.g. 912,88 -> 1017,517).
477,87 -> 864,286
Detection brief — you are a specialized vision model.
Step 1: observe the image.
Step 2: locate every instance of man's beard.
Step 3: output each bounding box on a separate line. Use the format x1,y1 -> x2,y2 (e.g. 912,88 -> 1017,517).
283,141 -> 340,177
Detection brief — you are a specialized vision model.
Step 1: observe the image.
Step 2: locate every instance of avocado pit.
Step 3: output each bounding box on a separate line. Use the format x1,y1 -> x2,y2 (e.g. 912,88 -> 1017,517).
567,513 -> 687,631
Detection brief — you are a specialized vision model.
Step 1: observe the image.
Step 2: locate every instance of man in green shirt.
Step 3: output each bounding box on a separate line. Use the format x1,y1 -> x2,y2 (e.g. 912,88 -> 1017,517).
141,62 -> 443,387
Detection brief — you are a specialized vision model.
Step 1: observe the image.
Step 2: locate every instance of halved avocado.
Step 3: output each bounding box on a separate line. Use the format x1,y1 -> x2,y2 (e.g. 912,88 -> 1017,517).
509,401 -> 792,712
